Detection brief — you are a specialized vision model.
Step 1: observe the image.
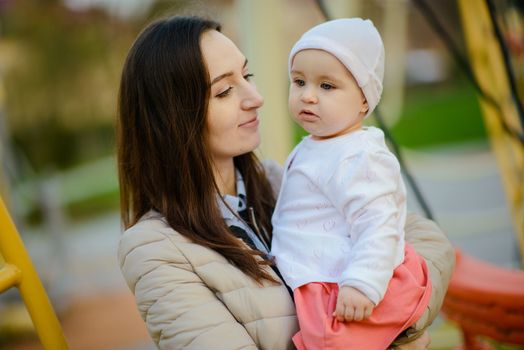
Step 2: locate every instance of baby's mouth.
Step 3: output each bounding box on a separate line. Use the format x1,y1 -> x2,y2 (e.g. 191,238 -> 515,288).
298,110 -> 320,122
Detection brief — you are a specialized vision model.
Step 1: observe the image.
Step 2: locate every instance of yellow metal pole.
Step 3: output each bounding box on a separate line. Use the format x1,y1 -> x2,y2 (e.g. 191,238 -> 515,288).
458,0 -> 524,263
0,197 -> 68,349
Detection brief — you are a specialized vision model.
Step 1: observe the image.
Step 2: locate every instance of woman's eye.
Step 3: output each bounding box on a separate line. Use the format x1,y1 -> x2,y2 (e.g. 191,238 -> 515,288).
320,83 -> 333,90
294,79 -> 305,87
216,87 -> 233,98
244,73 -> 254,81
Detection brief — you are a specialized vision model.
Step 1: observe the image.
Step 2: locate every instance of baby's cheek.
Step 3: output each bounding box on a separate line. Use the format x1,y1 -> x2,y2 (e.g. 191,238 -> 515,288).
289,96 -> 299,109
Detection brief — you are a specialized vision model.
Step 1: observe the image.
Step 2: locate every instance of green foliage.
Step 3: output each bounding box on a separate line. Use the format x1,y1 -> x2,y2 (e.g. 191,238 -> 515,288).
65,188 -> 119,220
391,81 -> 487,148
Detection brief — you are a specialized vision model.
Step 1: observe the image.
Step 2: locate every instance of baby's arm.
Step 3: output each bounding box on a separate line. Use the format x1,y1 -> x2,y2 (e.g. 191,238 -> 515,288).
325,149 -> 405,309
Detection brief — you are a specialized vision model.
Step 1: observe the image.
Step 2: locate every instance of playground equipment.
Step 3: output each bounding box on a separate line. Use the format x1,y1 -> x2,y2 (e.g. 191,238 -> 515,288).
439,0 -> 524,348
0,197 -> 68,349
458,0 -> 524,262
442,249 -> 524,349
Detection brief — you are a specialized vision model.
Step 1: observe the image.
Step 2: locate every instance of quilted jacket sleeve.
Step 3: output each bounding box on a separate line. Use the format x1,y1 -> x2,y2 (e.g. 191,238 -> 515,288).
118,220 -> 258,350
393,212 -> 455,345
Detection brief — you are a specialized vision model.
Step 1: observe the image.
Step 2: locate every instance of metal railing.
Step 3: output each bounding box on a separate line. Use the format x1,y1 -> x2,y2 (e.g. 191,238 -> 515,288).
0,197 -> 68,349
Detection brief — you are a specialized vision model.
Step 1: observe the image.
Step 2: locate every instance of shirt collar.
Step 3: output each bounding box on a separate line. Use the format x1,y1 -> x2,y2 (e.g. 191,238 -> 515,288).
217,169 -> 247,219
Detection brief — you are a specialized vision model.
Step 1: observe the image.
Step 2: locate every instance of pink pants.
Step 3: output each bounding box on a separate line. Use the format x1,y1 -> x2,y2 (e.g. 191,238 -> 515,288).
292,244 -> 432,350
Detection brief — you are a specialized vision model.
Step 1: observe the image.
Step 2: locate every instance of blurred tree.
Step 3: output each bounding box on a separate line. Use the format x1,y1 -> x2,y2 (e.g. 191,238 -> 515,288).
0,0 -> 137,171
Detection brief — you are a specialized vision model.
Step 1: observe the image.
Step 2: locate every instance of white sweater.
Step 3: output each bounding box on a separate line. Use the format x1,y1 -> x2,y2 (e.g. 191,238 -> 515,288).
271,127 -> 406,304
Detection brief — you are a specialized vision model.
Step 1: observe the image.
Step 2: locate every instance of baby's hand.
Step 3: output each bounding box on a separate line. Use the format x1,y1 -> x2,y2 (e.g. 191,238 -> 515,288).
332,286 -> 374,322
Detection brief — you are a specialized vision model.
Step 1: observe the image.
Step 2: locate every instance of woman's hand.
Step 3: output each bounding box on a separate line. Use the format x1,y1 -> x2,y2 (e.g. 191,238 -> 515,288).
333,286 -> 374,322
395,331 -> 430,350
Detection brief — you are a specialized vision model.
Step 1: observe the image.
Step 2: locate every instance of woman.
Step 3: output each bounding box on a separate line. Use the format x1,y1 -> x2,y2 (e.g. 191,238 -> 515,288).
117,15 -> 454,350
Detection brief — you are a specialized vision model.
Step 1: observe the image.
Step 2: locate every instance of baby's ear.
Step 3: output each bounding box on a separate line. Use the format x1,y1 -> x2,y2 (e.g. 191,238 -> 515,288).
361,99 -> 369,114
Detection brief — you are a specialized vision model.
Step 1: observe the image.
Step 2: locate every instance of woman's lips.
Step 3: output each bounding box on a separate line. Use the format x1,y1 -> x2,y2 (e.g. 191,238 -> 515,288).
239,116 -> 259,128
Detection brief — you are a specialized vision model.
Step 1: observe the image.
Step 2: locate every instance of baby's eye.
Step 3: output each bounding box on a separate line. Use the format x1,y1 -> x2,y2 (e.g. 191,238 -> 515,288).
244,73 -> 254,81
320,83 -> 334,90
294,79 -> 305,87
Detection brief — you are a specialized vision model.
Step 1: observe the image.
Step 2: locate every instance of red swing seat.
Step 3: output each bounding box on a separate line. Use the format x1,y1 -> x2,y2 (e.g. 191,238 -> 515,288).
441,249 -> 524,350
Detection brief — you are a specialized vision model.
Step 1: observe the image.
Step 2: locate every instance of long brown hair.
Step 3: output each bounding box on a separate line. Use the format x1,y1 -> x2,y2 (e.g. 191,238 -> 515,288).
117,16 -> 277,284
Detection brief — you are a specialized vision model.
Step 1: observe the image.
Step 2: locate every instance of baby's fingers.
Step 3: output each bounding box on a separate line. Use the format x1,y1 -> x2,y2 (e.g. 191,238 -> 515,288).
363,305 -> 374,320
353,306 -> 364,321
344,306 -> 355,322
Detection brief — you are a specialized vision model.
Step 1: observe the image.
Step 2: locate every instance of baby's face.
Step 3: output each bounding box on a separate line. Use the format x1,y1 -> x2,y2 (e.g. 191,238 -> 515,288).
289,49 -> 368,140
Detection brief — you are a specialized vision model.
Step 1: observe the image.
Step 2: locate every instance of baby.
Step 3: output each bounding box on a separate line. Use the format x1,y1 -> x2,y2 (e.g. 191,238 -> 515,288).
271,18 -> 432,350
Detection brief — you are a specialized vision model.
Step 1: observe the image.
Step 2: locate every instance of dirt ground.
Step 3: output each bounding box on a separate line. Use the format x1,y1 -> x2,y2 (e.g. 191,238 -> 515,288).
8,290 -> 152,350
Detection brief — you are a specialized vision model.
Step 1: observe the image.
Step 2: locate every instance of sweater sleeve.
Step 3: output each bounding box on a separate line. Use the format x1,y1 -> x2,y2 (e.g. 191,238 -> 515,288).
324,150 -> 405,304
403,213 -> 455,331
118,224 -> 257,350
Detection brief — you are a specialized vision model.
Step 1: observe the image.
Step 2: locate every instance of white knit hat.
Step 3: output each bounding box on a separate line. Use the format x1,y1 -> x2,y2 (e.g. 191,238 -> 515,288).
289,18 -> 385,118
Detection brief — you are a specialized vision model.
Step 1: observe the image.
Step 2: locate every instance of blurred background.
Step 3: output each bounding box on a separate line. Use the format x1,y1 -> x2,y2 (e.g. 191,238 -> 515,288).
0,0 -> 522,349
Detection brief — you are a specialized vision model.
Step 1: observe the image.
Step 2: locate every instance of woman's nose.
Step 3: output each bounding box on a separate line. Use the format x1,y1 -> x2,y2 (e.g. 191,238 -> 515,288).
241,83 -> 264,110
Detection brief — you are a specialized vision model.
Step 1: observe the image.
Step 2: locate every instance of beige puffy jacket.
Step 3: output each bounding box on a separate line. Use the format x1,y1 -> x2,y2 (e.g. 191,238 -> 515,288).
118,161 -> 455,349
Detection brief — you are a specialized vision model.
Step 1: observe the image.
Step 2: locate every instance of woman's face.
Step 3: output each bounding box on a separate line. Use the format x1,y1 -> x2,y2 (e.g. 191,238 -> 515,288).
201,30 -> 264,164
